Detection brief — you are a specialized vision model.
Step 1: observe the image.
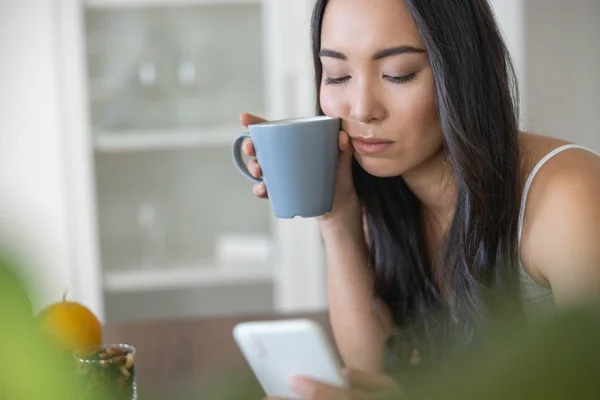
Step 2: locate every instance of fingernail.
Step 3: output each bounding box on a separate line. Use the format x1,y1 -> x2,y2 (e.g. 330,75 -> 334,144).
289,376 -> 307,394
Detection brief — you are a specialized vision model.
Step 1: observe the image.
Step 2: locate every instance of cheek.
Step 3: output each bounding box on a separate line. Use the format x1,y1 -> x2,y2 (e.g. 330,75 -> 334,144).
416,73 -> 439,125
418,79 -> 439,125
394,74 -> 440,137
319,86 -> 350,117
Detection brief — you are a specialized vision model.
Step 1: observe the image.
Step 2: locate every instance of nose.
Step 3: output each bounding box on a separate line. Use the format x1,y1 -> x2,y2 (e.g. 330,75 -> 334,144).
349,80 -> 386,124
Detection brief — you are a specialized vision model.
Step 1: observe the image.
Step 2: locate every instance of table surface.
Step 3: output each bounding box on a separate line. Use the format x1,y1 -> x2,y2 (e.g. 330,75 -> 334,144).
103,311 -> 331,399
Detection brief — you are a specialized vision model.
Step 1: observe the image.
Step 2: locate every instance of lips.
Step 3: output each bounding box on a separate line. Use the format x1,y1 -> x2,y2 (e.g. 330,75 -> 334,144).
351,136 -> 394,154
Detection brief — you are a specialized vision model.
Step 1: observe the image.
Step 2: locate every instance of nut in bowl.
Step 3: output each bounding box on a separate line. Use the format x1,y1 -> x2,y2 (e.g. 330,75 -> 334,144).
73,343 -> 137,400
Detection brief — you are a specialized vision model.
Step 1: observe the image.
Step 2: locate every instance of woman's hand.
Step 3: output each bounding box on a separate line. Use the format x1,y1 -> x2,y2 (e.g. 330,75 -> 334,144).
240,112 -> 360,222
265,368 -> 403,400
240,112 -> 269,198
316,128 -> 360,225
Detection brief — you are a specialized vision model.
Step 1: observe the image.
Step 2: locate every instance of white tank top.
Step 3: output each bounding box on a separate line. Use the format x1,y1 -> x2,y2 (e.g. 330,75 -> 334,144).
517,144 -> 600,315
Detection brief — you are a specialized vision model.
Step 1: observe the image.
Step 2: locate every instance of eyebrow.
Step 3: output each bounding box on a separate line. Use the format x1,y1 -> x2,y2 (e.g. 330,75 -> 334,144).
318,45 -> 426,61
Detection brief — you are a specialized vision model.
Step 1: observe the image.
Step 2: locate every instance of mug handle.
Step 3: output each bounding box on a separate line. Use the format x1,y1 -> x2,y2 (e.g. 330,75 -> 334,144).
232,133 -> 262,184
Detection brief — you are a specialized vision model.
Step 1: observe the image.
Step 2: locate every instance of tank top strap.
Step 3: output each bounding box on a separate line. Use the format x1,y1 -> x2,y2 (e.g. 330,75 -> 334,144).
518,144 -> 600,246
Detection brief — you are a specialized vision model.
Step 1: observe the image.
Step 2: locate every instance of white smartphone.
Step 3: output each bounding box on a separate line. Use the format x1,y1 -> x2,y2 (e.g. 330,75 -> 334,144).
233,318 -> 348,399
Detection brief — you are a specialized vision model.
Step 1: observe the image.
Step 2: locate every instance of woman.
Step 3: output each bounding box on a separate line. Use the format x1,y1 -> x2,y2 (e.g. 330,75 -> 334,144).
241,0 -> 600,398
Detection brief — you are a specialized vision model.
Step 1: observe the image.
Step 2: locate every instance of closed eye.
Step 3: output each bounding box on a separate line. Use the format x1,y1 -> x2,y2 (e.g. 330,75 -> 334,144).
325,73 -> 416,86
384,73 -> 416,84
324,76 -> 351,85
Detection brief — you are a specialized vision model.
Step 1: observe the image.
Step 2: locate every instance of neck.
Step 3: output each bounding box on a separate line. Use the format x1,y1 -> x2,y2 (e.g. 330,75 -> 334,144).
402,148 -> 457,220
403,148 -> 458,267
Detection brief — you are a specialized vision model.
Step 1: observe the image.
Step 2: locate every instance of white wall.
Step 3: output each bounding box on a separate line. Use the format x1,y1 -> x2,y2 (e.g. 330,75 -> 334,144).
0,1 -> 72,311
489,0 -> 527,127
490,0 -> 600,150
523,0 -> 600,151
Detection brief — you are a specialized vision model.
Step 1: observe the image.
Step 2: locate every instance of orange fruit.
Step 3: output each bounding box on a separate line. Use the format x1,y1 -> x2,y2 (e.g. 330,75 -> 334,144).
37,290 -> 102,353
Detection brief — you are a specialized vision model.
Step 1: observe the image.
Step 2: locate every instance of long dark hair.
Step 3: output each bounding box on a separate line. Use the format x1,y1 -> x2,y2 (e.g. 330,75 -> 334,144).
311,0 -> 522,364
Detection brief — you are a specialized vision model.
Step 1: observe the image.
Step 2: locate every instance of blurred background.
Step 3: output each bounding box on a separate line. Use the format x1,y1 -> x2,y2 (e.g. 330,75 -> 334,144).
0,0 -> 598,325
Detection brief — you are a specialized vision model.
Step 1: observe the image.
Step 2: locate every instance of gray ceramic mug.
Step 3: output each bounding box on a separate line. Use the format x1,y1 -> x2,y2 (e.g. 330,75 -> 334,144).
232,116 -> 340,218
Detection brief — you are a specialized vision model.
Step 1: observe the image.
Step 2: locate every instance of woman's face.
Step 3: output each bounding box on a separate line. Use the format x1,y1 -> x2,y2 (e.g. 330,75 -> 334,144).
319,0 -> 443,178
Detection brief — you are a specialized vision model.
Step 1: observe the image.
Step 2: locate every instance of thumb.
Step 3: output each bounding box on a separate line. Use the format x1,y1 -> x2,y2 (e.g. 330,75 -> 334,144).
338,130 -> 355,169
290,376 -> 349,400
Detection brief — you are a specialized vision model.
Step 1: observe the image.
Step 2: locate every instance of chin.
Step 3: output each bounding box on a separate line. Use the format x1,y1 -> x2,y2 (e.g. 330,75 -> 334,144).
353,155 -> 407,178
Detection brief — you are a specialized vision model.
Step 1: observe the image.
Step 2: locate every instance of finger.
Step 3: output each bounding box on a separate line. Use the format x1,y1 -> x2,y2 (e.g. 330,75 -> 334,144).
243,139 -> 256,156
338,130 -> 355,168
290,376 -> 350,400
339,130 -> 353,152
240,112 -> 267,127
344,369 -> 399,393
253,182 -> 268,198
247,159 -> 262,179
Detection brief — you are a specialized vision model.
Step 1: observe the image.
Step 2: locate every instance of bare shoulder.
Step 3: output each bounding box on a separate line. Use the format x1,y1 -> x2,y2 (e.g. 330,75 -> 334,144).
519,132 -> 600,308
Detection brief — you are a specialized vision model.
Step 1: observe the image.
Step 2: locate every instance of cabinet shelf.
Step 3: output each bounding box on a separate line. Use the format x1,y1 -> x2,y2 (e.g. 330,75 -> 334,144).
103,263 -> 273,293
93,125 -> 242,152
85,0 -> 261,9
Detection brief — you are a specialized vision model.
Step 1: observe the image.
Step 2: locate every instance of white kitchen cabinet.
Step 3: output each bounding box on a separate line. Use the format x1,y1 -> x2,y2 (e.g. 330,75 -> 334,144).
54,0 -> 326,323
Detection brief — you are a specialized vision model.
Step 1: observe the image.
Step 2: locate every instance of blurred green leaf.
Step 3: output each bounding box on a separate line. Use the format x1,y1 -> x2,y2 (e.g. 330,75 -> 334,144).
405,307 -> 600,400
0,250 -> 79,400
